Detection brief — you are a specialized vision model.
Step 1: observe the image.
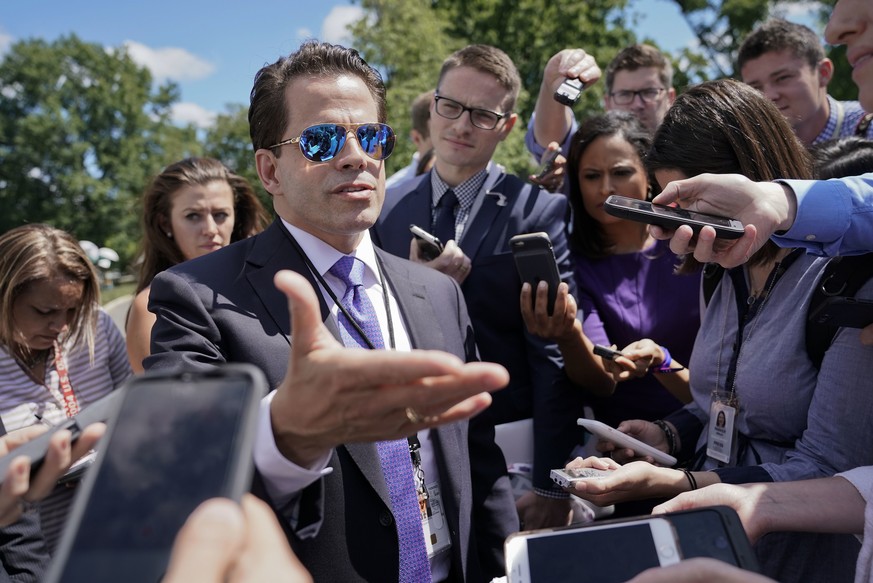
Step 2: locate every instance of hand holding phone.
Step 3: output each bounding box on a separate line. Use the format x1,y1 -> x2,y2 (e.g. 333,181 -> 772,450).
533,149 -> 560,181
577,418 -> 677,466
550,467 -> 613,488
409,224 -> 444,261
46,364 -> 267,583
510,232 -> 562,315
604,195 -> 745,240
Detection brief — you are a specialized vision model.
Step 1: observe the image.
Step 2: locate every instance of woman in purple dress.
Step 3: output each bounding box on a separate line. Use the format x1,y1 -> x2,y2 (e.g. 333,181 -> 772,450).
521,111 -> 700,428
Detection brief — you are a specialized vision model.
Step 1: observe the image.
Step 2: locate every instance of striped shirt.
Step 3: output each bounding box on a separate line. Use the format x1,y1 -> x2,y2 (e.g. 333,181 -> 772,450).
0,308 -> 131,550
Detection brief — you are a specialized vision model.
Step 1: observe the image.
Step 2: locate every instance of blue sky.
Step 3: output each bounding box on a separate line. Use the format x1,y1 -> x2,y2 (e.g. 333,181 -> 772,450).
0,1 -> 814,129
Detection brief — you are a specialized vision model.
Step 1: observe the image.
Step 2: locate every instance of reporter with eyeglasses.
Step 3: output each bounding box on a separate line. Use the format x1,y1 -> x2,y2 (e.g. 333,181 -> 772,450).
375,44 -> 581,534
144,40 -> 517,583
525,44 -> 676,193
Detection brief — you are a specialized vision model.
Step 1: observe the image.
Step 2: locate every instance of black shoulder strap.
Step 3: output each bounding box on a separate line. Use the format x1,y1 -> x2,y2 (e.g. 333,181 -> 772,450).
702,262 -> 725,306
807,253 -> 873,368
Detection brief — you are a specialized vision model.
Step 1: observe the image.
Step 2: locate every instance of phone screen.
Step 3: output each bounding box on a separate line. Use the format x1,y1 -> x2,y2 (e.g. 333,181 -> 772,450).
525,523 -> 669,582
51,374 -> 256,583
669,509 -> 741,565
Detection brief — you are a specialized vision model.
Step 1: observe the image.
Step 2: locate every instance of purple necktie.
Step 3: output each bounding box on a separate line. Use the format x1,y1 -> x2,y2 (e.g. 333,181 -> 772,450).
328,256 -> 432,583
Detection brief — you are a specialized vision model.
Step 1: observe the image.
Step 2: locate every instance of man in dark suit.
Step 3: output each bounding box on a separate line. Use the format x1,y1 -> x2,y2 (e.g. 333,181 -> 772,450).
145,41 -> 517,582
373,45 -> 584,530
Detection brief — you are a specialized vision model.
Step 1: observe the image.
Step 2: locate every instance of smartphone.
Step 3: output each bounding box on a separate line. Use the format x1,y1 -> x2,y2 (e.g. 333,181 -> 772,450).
409,224 -> 444,261
46,364 -> 267,583
604,195 -> 745,240
510,232 -> 562,315
534,149 -> 560,181
505,516 -> 681,583
577,418 -> 677,466
554,77 -> 588,106
667,506 -> 759,570
808,296 -> 873,328
0,390 -> 124,484
593,344 -> 624,361
550,467 -> 613,488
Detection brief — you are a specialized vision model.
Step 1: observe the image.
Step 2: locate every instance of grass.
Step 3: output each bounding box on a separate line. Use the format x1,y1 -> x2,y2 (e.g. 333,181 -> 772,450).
100,282 -> 136,305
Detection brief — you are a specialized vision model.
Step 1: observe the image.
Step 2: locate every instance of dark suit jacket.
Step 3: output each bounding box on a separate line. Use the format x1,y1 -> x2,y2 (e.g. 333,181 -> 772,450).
145,220 -> 517,582
373,167 -> 585,492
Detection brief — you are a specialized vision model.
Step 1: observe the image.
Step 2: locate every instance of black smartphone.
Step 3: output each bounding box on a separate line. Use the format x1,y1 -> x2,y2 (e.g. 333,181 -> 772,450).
808,296 -> 873,328
510,232 -> 561,315
666,506 -> 759,571
0,390 -> 124,484
604,195 -> 745,240
534,149 -> 560,181
46,364 -> 267,583
409,224 -> 444,261
554,78 -> 587,106
593,344 -> 624,361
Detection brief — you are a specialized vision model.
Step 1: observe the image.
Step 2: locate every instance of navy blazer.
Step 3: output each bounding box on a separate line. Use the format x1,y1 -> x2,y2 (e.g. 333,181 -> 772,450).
373,166 -> 585,492
145,220 -> 517,582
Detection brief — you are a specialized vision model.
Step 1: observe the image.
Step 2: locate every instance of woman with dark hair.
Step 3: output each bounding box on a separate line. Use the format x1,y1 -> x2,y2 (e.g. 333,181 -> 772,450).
521,111 -> 700,430
126,157 -> 270,372
563,79 -> 873,583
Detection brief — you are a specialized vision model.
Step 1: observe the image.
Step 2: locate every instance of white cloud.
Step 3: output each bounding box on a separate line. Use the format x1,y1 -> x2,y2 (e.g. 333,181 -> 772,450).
773,1 -> 824,23
171,102 -> 217,129
123,40 -> 215,83
321,6 -> 364,45
296,27 -> 314,40
0,29 -> 13,58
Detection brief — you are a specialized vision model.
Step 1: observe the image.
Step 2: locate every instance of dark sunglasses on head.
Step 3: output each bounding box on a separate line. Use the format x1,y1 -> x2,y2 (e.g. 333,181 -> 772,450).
265,122 -> 396,163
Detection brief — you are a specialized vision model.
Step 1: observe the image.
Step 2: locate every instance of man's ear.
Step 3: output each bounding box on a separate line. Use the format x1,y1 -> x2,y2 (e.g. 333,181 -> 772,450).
255,149 -> 281,196
818,58 -> 834,87
498,113 -> 518,141
666,87 -> 677,105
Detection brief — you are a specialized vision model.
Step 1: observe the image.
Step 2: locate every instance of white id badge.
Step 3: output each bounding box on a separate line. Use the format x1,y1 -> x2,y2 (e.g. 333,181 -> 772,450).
707,394 -> 738,464
421,481 -> 452,558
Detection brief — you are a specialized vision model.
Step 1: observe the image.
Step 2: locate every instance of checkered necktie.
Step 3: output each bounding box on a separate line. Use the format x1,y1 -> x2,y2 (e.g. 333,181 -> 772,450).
328,255 -> 431,583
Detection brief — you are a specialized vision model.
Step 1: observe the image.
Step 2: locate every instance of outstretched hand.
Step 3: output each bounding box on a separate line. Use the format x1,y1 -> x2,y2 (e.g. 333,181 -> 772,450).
651,173 -> 795,267
269,270 -> 508,467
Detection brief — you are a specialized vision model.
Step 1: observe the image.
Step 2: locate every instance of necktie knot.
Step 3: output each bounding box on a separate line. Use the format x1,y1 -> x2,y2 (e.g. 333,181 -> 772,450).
329,255 -> 366,289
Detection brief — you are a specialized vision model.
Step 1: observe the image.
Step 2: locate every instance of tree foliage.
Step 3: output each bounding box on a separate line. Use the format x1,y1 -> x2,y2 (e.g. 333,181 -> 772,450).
0,35 -> 198,266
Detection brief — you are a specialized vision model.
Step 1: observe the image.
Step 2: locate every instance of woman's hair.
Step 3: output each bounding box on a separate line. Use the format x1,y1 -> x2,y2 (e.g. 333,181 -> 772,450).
137,157 -> 270,293
810,136 -> 873,179
566,110 -> 653,259
647,78 -> 813,272
0,224 -> 100,359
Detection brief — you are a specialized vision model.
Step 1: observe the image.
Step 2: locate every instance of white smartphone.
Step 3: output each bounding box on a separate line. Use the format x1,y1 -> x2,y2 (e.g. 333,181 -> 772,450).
550,467 -> 613,488
577,418 -> 677,466
505,517 -> 681,583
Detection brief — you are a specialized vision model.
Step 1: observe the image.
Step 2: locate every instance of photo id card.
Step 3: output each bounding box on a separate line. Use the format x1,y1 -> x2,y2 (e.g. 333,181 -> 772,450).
421,481 -> 451,558
707,397 -> 738,464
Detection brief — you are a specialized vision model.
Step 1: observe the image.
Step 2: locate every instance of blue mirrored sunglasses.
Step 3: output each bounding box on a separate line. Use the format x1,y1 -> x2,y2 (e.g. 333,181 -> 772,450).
266,122 -> 396,163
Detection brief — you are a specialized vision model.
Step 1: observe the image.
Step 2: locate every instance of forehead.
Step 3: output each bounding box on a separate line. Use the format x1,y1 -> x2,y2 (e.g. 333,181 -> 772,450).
741,50 -> 813,81
284,74 -> 379,132
437,66 -> 512,110
170,181 -> 234,210
611,67 -> 664,91
19,275 -> 84,304
581,134 -> 644,165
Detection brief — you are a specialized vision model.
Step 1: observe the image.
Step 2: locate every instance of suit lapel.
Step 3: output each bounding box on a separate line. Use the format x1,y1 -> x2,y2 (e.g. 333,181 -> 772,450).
459,166 -> 519,261
244,221 -> 341,343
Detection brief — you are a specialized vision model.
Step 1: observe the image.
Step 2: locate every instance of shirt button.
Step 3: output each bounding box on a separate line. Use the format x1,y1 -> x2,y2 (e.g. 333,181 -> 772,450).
805,234 -> 817,241
379,511 -> 394,527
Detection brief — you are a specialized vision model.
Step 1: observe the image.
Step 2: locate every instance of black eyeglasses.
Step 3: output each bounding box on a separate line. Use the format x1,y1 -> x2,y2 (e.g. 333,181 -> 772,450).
265,122 -> 396,163
433,94 -> 508,130
609,88 -> 665,105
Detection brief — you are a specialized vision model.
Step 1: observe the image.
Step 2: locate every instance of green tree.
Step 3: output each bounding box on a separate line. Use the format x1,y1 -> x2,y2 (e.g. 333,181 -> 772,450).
202,103 -> 273,215
0,34 -> 199,267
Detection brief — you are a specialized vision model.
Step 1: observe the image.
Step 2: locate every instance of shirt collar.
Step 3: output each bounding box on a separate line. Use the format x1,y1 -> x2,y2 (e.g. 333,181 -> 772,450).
429,167 -> 488,210
280,218 -> 380,283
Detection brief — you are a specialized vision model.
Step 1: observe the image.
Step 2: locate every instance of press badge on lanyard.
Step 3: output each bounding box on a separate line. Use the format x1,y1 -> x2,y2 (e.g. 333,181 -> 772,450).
707,391 -> 739,464
409,437 -> 451,558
